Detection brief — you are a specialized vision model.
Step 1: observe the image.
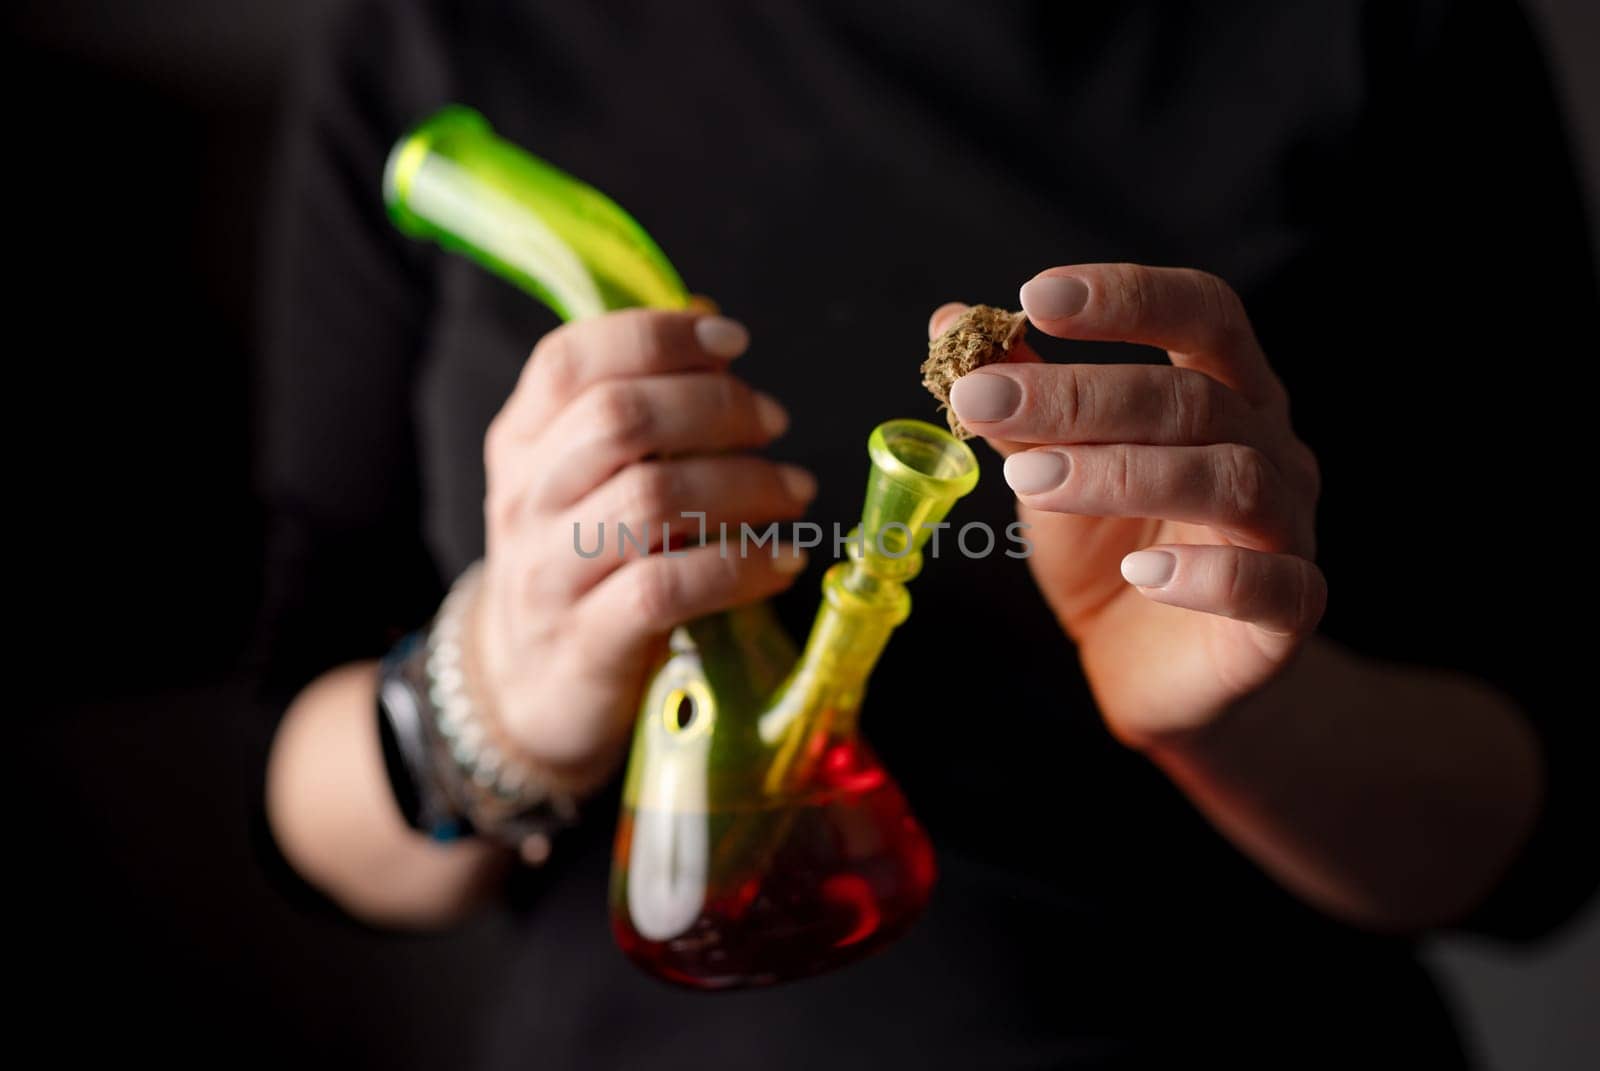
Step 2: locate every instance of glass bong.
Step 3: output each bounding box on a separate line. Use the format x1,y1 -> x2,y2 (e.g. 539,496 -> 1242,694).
385,107 -> 979,989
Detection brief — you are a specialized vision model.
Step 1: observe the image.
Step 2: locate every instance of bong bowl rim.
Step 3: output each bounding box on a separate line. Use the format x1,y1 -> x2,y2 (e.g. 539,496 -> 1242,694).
866,419 -> 980,497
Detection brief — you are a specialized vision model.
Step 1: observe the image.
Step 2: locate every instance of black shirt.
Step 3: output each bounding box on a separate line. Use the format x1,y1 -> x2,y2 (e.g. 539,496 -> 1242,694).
256,1 -> 1599,1067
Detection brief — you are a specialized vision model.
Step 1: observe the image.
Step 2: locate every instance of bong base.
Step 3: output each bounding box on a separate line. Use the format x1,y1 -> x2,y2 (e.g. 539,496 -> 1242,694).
611,741 -> 936,990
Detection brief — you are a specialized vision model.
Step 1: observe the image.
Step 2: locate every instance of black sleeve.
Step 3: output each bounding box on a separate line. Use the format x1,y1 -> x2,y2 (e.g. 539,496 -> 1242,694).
1282,0 -> 1599,940
251,0 -> 459,704
245,0 -> 470,916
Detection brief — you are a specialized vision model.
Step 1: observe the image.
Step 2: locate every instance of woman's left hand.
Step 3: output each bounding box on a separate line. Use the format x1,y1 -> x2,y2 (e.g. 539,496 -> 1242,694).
933,264 -> 1325,749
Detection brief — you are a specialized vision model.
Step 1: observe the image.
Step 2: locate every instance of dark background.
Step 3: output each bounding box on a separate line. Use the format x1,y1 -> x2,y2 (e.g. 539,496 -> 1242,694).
11,1 -> 1597,1067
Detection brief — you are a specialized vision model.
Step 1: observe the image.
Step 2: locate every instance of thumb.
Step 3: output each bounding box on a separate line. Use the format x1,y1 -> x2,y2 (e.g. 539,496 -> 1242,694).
927,301 -> 970,339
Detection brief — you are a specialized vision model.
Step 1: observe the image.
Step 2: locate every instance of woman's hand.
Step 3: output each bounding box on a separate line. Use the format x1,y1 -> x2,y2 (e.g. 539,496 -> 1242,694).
474,309 -> 815,791
933,264 -> 1325,749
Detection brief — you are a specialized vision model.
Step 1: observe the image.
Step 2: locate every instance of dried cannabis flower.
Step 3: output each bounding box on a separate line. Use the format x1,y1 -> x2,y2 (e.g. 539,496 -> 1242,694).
921,305 -> 1030,439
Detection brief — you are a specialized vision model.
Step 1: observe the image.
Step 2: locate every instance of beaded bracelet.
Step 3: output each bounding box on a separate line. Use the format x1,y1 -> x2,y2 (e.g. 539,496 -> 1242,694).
377,562 -> 579,862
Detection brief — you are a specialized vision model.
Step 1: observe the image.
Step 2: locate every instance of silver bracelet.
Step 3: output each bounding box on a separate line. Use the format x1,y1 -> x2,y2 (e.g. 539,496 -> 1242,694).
425,562 -> 579,855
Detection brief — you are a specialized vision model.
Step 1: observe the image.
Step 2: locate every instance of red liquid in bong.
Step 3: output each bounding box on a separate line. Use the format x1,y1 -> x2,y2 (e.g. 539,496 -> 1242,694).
611,741 -> 936,990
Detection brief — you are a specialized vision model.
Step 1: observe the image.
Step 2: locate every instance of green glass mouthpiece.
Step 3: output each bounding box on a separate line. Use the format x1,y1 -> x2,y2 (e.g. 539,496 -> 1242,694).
384,105 -> 690,319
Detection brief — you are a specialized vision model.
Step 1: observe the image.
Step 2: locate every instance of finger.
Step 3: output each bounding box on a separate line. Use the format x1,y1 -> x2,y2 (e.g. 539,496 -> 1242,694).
548,457 -> 818,596
1002,444 -> 1307,554
502,309 -> 751,435
949,362 -> 1261,448
577,543 -> 810,672
519,373 -> 790,511
1018,264 -> 1280,404
927,302 -> 969,338
1119,544 -> 1326,638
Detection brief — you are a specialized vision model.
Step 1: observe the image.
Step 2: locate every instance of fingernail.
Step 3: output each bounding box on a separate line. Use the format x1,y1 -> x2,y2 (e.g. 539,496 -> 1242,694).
1121,550 -> 1176,588
1003,450 -> 1070,494
695,315 -> 750,359
755,392 -> 789,437
519,833 -> 553,866
773,548 -> 808,574
1019,275 -> 1089,320
778,464 -> 817,503
950,372 -> 1021,423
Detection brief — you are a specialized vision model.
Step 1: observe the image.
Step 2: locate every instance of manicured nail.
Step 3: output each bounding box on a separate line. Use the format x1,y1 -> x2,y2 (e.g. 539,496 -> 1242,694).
755,392 -> 789,437
1003,450 -> 1070,494
950,372 -> 1021,423
773,548 -> 808,574
695,315 -> 750,359
1019,275 -> 1089,320
519,833 -> 553,866
778,464 -> 817,503
1121,550 -> 1176,588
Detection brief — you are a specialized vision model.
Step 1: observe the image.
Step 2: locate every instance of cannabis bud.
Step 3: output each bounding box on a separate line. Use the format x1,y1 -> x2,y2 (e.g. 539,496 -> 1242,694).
921,305 -> 1029,439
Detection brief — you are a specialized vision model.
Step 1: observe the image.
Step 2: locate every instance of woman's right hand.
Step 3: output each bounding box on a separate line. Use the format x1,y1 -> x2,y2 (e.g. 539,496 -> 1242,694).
472,309 -> 815,793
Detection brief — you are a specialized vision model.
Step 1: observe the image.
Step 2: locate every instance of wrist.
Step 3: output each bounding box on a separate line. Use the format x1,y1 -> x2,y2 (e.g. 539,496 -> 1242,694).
376,635 -> 473,842
1139,640 -> 1350,781
1135,635 -> 1338,768
375,562 -> 583,862
461,564 -> 617,799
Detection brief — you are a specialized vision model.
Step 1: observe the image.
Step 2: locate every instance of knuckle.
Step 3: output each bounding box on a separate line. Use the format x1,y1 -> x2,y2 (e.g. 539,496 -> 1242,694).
513,566 -> 559,621
616,308 -> 666,365
1110,263 -> 1153,323
1292,443 -> 1322,500
744,379 -> 780,433
1053,366 -> 1089,430
592,381 -> 654,446
1189,270 -> 1246,344
528,329 -> 574,392
716,548 -> 750,594
628,562 -> 679,622
1219,551 -> 1255,613
700,547 -> 742,593
1216,444 -> 1273,527
482,417 -> 524,529
540,539 -> 592,604
1171,369 -> 1218,441
1299,565 -> 1329,628
715,375 -> 749,422
1104,445 -> 1138,502
622,462 -> 680,522
484,487 -> 522,533
727,377 -> 774,440
1265,371 -> 1291,409
482,411 -> 511,472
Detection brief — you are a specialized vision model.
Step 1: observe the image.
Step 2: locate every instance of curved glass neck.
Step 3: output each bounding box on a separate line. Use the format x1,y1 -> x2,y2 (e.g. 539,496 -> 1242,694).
385,106 -> 690,318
